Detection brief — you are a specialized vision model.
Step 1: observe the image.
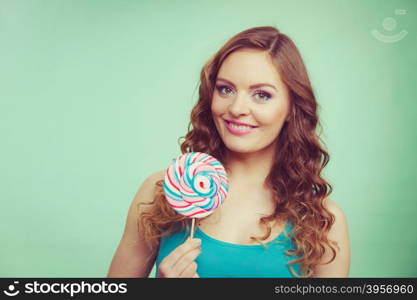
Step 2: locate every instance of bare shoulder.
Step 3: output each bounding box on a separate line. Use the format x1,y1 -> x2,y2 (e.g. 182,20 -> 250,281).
322,197 -> 349,240
106,169 -> 166,277
133,169 -> 166,209
313,196 -> 351,277
148,169 -> 165,184
323,197 -> 347,223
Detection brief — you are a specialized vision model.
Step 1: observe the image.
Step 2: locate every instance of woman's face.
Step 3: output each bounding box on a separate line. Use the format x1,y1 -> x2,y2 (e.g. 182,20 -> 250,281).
211,49 -> 291,154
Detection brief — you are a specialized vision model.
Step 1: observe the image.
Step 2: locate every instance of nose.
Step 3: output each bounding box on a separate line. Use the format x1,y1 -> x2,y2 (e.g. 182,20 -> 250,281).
228,93 -> 250,117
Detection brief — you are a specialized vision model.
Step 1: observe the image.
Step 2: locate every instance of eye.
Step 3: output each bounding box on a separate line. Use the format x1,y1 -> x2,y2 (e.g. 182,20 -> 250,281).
254,90 -> 272,102
215,84 -> 272,102
216,85 -> 234,97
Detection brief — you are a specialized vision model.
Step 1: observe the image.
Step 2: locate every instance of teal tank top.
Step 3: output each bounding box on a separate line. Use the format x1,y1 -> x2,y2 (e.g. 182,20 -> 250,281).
155,220 -> 301,277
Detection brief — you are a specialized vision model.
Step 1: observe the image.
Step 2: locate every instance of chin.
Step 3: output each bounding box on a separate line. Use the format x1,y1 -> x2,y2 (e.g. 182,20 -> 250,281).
222,141 -> 258,154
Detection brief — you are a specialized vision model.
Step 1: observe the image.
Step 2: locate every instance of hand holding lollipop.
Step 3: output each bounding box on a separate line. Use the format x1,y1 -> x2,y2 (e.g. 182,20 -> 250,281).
163,152 -> 229,238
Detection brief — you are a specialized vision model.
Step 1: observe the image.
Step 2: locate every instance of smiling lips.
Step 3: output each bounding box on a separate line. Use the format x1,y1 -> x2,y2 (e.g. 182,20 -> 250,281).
224,119 -> 258,136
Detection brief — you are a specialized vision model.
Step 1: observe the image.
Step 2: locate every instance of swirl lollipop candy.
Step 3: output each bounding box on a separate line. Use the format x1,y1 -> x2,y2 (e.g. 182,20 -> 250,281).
163,152 -> 229,238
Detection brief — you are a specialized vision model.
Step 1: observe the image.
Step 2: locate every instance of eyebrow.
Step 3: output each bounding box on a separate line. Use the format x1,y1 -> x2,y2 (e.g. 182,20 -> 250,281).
216,77 -> 277,91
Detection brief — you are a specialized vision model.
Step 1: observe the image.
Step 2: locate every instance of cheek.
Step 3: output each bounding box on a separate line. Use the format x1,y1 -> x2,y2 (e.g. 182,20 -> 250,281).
211,97 -> 224,116
257,106 -> 287,127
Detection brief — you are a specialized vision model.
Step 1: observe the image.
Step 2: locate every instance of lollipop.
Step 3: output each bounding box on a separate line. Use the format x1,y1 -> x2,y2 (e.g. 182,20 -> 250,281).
163,152 -> 229,238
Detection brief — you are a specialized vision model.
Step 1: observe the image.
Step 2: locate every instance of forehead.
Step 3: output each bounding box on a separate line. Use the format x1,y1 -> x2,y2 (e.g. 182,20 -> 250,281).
217,49 -> 284,88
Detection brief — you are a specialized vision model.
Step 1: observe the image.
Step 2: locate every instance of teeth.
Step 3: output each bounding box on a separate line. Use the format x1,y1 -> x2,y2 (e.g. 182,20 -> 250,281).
229,122 -> 252,130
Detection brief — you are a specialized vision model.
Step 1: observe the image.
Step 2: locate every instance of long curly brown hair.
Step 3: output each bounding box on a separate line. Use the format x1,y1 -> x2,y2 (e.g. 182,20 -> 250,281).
138,26 -> 338,277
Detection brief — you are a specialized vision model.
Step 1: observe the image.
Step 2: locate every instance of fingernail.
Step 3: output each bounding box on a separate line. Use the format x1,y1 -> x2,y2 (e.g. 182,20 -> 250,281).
194,238 -> 202,245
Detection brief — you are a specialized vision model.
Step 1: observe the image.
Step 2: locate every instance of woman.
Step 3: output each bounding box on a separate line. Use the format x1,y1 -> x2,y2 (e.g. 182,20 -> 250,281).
107,26 -> 350,278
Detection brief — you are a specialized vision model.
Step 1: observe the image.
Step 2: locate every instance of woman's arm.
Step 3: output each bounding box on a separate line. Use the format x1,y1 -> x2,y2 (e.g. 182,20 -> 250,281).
313,197 -> 351,277
107,170 -> 164,278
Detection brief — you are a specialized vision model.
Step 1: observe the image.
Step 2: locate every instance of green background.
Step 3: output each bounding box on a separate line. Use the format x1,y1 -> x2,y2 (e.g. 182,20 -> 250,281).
1,0 -> 416,278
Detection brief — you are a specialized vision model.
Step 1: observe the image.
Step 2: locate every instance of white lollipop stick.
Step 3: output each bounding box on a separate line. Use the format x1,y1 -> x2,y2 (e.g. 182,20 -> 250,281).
190,218 -> 196,239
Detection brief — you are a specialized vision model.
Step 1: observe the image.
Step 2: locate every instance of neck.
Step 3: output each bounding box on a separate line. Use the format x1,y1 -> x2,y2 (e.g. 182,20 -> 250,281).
223,143 -> 276,188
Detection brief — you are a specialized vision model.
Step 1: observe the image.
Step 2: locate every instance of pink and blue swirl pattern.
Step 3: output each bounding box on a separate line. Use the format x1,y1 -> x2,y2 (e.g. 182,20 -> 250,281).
163,152 -> 229,218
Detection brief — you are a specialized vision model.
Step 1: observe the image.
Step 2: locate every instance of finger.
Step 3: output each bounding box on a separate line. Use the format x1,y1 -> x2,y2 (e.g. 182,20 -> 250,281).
161,238 -> 201,270
172,247 -> 201,275
179,261 -> 198,278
